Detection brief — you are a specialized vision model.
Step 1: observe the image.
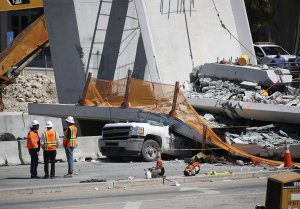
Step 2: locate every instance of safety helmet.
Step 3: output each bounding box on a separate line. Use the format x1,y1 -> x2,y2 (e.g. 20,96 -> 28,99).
31,120 -> 39,127
46,121 -> 54,128
65,116 -> 75,124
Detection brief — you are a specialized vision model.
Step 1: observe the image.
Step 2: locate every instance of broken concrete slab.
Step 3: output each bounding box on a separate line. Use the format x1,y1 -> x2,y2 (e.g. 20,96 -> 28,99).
188,97 -> 300,125
195,63 -> 292,86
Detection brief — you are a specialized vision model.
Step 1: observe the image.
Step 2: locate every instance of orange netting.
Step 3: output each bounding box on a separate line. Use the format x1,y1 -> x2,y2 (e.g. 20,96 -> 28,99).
82,77 -> 298,167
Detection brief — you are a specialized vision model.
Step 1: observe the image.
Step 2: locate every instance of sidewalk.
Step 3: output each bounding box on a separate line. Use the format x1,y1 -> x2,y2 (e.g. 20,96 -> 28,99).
0,160 -> 286,195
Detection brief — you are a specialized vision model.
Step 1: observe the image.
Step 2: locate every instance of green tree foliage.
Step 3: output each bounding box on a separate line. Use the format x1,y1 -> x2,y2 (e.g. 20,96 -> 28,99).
244,0 -> 275,33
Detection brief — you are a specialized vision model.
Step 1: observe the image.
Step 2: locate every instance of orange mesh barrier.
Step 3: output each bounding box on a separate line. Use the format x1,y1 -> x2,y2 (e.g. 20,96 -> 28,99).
82,77 -> 299,167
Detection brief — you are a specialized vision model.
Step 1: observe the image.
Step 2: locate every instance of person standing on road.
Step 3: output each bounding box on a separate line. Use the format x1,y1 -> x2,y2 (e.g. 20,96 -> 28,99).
41,121 -> 60,179
27,120 -> 40,178
63,116 -> 77,178
271,52 -> 286,68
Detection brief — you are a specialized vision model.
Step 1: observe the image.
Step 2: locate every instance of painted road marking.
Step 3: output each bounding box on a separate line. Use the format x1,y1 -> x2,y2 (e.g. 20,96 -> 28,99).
122,201 -> 142,209
179,187 -> 220,196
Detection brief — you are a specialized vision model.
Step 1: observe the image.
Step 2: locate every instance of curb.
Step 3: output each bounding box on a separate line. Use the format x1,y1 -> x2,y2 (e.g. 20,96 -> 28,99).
0,170 -> 287,196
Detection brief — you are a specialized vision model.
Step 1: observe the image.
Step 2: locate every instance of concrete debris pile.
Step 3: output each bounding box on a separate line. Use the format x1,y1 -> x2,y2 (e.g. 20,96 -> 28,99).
186,76 -> 300,106
3,73 -> 58,112
202,113 -> 226,128
224,124 -> 300,148
200,113 -> 300,148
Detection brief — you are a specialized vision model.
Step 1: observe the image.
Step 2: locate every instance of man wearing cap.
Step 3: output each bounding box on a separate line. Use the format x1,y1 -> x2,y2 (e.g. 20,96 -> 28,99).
27,120 -> 40,178
41,121 -> 60,179
63,116 -> 77,177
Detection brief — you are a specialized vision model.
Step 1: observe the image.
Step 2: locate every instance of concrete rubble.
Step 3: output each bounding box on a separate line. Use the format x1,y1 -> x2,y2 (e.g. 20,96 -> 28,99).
185,76 -> 300,106
181,73 -> 300,152
3,73 -> 58,112
200,112 -> 300,149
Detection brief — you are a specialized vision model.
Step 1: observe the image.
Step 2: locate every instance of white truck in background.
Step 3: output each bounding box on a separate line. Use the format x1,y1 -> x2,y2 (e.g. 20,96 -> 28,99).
100,121 -> 197,161
254,42 -> 296,65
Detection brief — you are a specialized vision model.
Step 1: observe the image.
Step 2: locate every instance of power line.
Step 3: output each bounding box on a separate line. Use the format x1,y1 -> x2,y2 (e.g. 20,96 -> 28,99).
211,0 -> 256,58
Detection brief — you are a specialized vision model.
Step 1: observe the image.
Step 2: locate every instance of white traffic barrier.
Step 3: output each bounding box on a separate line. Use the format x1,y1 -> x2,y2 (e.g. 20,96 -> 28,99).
1,136 -> 102,166
0,112 -> 63,139
19,139 -> 66,164
55,145 -> 67,162
74,136 -> 102,160
0,141 -> 21,166
18,140 -> 31,165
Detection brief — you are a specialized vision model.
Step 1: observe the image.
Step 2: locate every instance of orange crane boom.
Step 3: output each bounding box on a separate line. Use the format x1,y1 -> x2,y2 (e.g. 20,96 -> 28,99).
0,14 -> 48,111
0,0 -> 43,11
0,0 -> 47,111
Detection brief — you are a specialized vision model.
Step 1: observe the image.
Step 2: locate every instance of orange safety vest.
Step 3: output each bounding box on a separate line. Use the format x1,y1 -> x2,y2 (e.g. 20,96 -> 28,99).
43,130 -> 58,151
27,130 -> 40,149
63,125 -> 77,147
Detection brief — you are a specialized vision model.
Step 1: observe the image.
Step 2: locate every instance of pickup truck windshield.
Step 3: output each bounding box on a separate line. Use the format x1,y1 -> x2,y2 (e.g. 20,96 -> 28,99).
262,46 -> 289,56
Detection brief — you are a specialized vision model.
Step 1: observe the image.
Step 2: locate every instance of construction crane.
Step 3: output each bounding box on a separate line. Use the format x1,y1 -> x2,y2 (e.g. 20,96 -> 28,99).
0,0 -> 48,111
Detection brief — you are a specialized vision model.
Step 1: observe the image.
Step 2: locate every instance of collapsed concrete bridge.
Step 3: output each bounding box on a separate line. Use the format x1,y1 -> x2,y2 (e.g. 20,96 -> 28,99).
29,76 -> 299,167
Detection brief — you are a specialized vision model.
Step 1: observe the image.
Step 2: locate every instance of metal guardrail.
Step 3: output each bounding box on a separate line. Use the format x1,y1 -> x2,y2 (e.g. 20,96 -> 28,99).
266,62 -> 300,72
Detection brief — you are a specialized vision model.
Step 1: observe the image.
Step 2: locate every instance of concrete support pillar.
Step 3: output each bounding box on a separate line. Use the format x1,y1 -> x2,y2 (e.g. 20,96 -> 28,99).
97,0 -> 130,80
133,33 -> 147,79
44,0 -> 86,104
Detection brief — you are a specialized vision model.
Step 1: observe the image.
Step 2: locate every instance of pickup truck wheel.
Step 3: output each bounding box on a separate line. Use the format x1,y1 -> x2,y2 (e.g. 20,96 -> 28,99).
141,139 -> 160,162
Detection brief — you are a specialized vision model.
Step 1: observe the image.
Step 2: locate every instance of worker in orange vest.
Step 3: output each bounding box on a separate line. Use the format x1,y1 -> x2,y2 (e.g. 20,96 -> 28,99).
41,121 -> 60,179
63,116 -> 77,178
27,120 -> 40,178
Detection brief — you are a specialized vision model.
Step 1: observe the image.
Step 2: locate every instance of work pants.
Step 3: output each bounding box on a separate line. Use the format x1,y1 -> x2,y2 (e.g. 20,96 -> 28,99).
43,150 -> 57,177
28,148 -> 39,177
65,147 -> 74,174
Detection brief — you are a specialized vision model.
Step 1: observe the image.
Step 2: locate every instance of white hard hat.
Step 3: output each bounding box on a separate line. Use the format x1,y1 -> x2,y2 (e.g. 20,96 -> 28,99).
31,120 -> 39,127
65,116 -> 75,124
46,121 -> 54,128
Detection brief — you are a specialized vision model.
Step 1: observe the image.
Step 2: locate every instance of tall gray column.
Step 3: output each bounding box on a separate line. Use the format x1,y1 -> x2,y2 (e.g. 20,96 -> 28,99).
44,0 -> 86,104
133,33 -> 147,79
97,0 -> 129,80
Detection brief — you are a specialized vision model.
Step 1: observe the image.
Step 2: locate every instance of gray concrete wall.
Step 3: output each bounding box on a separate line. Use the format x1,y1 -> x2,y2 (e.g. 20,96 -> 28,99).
43,0 -> 86,104
139,0 -> 256,84
0,112 -> 63,138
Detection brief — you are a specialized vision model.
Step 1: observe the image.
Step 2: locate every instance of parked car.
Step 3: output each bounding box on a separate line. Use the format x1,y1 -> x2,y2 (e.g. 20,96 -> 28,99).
254,42 -> 296,65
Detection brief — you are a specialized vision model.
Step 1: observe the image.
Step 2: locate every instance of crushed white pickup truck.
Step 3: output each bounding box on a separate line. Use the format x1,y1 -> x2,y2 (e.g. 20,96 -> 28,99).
100,121 -> 198,162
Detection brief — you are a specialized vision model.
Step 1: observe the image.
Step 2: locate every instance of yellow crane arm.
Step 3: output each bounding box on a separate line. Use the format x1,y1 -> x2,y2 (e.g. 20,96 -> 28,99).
0,0 -> 43,11
0,15 -> 48,79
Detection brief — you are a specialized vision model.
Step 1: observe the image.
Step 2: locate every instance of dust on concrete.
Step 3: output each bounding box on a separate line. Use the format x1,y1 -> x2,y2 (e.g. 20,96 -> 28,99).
2,73 -> 58,112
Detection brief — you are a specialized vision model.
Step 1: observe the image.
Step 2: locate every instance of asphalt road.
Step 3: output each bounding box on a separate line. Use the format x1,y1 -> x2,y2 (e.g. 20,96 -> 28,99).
0,178 -> 267,209
0,160 -> 267,191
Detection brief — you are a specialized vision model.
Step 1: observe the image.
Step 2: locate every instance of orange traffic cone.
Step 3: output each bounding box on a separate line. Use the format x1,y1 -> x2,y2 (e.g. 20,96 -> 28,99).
156,148 -> 162,167
284,142 -> 293,167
